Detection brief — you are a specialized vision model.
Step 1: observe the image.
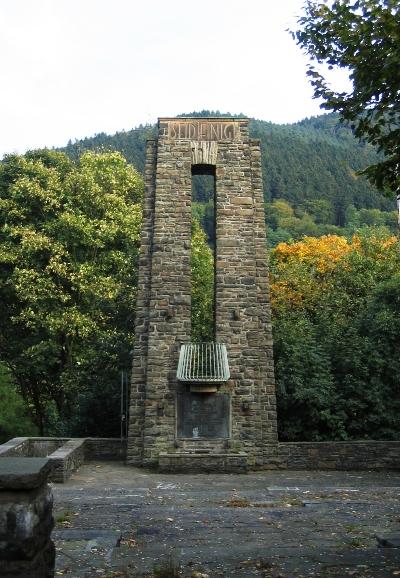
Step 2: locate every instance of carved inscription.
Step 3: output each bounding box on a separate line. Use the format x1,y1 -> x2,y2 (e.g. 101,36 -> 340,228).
159,120 -> 238,141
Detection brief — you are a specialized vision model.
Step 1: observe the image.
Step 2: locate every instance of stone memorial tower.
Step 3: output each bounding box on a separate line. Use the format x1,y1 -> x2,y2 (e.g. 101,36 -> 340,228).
127,117 -> 277,471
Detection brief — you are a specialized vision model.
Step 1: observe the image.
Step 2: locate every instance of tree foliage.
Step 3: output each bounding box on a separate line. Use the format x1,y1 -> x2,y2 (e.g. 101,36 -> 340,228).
265,197 -> 397,247
0,363 -> 38,443
270,230 -> 400,440
191,219 -> 214,343
293,0 -> 400,193
0,150 -> 143,434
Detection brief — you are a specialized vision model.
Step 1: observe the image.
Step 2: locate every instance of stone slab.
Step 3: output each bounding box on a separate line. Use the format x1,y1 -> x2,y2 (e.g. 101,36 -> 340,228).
0,458 -> 52,490
57,529 -> 121,541
376,534 -> 400,548
53,462 -> 400,577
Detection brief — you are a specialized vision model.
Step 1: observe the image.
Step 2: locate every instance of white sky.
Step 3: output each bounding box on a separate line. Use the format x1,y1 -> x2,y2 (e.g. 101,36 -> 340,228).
0,0 -> 350,158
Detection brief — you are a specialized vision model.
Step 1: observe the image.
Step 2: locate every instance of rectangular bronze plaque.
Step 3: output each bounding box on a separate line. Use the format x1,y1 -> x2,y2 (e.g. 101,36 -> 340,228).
177,392 -> 230,438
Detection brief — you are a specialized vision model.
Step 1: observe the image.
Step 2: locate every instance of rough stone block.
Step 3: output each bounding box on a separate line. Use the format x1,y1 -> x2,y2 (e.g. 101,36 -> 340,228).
0,458 -> 54,578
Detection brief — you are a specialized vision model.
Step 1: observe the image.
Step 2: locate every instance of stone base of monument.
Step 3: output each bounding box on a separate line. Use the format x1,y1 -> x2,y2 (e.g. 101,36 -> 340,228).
158,451 -> 248,473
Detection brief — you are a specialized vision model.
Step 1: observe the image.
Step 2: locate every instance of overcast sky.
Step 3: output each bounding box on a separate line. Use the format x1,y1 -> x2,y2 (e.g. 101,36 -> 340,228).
0,0 -> 350,158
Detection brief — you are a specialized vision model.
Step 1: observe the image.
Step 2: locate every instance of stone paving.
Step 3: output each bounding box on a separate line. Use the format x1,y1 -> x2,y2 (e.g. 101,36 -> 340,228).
52,462 -> 400,578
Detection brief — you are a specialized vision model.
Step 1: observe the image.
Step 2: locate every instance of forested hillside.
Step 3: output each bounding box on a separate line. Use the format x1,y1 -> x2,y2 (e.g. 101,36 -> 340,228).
60,112 -> 398,246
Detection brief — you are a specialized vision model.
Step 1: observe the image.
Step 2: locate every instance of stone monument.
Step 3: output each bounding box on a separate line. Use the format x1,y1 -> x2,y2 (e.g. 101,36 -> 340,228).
127,117 -> 277,471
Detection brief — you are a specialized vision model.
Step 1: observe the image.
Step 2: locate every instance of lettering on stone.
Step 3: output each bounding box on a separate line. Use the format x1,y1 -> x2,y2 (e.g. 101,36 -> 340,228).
159,120 -> 239,141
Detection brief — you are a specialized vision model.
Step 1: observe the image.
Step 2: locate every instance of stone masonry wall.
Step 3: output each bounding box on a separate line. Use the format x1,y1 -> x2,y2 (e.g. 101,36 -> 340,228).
127,118 -> 278,469
264,441 -> 400,470
140,138 -> 193,467
128,140 -> 157,465
128,131 -> 195,467
214,128 -> 277,467
250,140 -> 278,457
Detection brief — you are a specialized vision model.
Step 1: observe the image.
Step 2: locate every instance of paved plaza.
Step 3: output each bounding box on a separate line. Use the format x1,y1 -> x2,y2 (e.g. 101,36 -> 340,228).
53,462 -> 400,577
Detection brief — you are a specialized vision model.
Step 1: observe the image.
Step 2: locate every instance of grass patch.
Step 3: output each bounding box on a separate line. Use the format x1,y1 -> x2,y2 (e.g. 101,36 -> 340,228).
54,510 -> 75,527
347,536 -> 366,549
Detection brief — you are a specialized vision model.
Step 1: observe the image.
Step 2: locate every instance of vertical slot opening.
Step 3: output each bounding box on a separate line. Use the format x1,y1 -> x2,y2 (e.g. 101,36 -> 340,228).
191,164 -> 216,343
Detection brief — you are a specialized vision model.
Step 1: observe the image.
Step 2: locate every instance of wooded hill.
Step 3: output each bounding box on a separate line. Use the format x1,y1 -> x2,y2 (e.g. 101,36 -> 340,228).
60,111 -> 396,232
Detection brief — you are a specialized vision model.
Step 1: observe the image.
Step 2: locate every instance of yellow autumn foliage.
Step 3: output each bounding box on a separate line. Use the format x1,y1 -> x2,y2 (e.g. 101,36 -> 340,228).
273,235 -> 352,273
270,233 -> 399,311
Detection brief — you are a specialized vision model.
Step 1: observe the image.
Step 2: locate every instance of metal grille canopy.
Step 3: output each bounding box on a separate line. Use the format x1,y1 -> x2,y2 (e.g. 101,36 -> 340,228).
177,342 -> 230,383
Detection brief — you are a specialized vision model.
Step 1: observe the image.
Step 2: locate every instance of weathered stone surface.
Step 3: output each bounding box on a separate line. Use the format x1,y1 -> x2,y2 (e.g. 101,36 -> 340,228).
0,458 -> 54,578
158,452 -> 248,473
375,535 -> 400,548
262,441 -> 400,470
0,541 -> 55,578
0,485 -> 53,559
0,438 -> 126,483
53,462 -> 400,577
0,458 -> 52,490
127,117 -> 277,470
0,439 -> 30,458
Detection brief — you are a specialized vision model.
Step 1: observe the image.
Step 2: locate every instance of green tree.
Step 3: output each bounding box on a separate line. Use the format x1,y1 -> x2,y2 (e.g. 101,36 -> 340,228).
0,363 -> 38,443
265,199 -> 322,245
303,199 -> 334,224
358,274 -> 400,431
293,0 -> 400,193
191,219 -> 214,343
270,230 -> 400,440
273,313 -> 344,441
0,150 -> 143,434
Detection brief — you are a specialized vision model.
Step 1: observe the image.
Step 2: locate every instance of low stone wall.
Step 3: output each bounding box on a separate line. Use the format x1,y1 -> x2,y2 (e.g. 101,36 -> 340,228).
50,439 -> 86,483
0,438 -> 86,483
2,437 -> 398,474
159,441 -> 400,473
0,438 -> 66,459
46,437 -> 126,482
0,458 -> 55,578
29,439 -> 64,458
0,437 -> 31,458
0,438 -> 127,483
264,441 -> 400,470
84,438 -> 127,461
